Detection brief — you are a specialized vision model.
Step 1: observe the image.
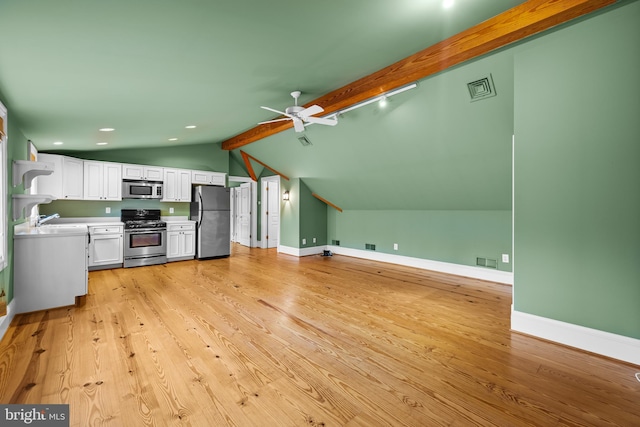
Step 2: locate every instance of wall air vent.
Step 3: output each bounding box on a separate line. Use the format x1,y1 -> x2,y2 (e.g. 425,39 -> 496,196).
467,74 -> 496,102
476,257 -> 498,269
298,135 -> 312,147
332,239 -> 340,246
365,243 -> 376,251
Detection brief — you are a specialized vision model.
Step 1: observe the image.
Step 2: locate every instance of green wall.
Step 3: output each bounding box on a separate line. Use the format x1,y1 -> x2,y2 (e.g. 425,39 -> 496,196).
279,179 -> 300,248
40,200 -> 189,218
53,141 -> 229,173
299,179 -> 328,248
279,178 -> 328,249
2,109 -> 31,304
328,210 -> 511,271
513,1 -> 640,338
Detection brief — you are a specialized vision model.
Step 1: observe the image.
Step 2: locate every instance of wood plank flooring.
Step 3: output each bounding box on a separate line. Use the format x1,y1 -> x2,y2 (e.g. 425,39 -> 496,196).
1,244 -> 638,426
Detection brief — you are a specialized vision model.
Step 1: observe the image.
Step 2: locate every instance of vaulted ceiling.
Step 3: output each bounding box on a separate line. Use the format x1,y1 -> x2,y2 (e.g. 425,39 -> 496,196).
0,0 -> 530,151
0,0 -> 617,211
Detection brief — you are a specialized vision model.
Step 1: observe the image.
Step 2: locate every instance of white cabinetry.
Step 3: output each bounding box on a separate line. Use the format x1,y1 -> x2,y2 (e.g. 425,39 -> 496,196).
167,221 -> 195,261
122,164 -> 164,181
163,168 -> 191,202
14,227 -> 88,313
37,153 -> 84,200
88,224 -> 124,270
84,161 -> 122,200
191,170 -> 226,187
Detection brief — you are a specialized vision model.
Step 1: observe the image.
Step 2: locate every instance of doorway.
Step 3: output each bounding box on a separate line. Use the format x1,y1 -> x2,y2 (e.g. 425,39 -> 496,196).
261,176 -> 280,249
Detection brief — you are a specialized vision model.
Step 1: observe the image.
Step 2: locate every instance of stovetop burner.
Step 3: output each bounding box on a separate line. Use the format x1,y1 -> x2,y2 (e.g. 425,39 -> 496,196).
121,209 -> 166,229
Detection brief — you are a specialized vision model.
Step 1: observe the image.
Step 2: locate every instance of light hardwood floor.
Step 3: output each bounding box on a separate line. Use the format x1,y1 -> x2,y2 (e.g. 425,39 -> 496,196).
0,244 -> 638,426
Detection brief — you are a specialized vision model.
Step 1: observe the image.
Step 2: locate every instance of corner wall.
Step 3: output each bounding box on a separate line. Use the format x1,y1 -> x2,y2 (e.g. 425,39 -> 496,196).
513,1 -> 640,344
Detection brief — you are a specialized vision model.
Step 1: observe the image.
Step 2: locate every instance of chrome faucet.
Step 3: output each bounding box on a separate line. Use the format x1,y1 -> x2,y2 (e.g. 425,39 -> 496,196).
37,213 -> 60,226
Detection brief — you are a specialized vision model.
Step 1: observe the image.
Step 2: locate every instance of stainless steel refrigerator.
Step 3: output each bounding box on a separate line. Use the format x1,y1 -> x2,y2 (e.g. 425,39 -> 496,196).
190,186 -> 231,259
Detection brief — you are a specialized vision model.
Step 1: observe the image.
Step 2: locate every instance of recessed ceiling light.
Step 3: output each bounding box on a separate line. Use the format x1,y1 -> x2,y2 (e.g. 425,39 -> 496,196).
442,0 -> 454,9
168,138 -> 178,141
99,127 -> 115,132
185,125 -> 196,129
96,142 -> 108,146
53,141 -> 64,145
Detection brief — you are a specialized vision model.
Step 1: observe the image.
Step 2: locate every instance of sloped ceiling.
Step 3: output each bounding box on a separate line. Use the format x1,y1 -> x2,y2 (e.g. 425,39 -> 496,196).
238,51 -> 514,210
0,0 -> 524,151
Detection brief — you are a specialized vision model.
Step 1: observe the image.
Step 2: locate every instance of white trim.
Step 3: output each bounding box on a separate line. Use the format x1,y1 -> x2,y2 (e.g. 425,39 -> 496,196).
279,244 -> 513,284
0,99 -> 7,270
511,309 -> 640,366
0,299 -> 16,343
260,176 -> 280,249
329,245 -> 513,284
228,175 -> 253,183
278,245 -> 324,257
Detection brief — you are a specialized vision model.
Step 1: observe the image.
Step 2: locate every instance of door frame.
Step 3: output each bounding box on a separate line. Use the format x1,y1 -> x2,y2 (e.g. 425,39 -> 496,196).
260,176 -> 280,249
228,176 -> 258,248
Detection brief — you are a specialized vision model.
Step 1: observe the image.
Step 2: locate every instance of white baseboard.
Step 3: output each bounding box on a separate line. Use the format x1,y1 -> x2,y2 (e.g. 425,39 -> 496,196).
278,244 -> 513,285
511,309 -> 640,366
278,245 -> 324,257
327,245 -> 513,285
0,299 -> 16,344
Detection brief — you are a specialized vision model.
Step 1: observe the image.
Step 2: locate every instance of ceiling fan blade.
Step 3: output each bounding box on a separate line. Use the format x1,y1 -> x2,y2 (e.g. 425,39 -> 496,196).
260,106 -> 289,116
258,118 -> 292,125
292,117 -> 305,132
304,116 -> 338,126
300,105 -> 324,117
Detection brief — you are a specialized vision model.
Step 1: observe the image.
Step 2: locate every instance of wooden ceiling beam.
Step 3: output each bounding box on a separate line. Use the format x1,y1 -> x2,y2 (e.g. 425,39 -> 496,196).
221,0 -> 615,151
240,150 -> 290,182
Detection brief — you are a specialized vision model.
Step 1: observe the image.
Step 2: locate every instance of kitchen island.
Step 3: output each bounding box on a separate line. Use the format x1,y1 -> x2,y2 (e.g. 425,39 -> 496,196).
13,224 -> 89,314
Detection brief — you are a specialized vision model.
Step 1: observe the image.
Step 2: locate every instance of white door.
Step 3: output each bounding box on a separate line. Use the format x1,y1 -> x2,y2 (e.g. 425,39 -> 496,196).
238,183 -> 251,247
230,188 -> 237,243
261,177 -> 280,248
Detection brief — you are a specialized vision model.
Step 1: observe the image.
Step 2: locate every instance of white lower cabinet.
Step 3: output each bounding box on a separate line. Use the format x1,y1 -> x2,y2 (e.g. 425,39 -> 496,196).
88,225 -> 124,270
14,229 -> 88,314
167,222 -> 195,261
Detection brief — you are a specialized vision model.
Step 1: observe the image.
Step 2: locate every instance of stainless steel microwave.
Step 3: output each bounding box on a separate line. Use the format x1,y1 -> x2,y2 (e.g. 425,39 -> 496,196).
122,180 -> 163,199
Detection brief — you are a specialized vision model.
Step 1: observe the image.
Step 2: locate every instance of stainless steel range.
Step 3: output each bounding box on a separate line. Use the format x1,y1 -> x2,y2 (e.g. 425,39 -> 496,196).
121,209 -> 167,268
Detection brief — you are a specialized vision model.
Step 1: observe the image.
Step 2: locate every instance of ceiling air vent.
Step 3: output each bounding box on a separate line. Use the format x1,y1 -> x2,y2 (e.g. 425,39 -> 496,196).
467,74 -> 496,102
298,135 -> 312,147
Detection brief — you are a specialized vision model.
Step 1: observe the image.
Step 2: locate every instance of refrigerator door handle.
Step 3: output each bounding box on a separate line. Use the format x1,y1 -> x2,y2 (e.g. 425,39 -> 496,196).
197,192 -> 203,229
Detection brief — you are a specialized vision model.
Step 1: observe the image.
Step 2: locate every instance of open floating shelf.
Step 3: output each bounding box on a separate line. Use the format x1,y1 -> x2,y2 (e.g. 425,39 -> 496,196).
12,160 -> 55,189
12,194 -> 56,220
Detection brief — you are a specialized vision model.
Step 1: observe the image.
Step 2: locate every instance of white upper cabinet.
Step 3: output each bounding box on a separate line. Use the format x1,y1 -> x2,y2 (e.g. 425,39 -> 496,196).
84,161 -> 122,201
122,164 -> 164,181
37,153 -> 84,200
162,168 -> 191,202
191,170 -> 226,187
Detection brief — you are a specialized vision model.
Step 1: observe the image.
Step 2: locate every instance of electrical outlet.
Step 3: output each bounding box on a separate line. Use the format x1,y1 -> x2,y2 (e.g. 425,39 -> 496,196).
169,207 -> 174,214
302,238 -> 306,245
393,243 -> 398,251
313,237 -> 316,243
502,254 -> 510,263
105,207 -> 111,214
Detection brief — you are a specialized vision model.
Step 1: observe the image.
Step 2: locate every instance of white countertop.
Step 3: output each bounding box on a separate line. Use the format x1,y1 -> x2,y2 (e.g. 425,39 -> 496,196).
14,223 -> 89,239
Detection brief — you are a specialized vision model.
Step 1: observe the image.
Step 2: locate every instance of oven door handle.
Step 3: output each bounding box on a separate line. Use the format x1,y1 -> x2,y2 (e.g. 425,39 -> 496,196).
125,229 -> 166,234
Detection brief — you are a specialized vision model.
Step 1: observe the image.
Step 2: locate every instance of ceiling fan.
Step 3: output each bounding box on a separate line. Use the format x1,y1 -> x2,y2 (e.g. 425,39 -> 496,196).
259,91 -> 338,132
